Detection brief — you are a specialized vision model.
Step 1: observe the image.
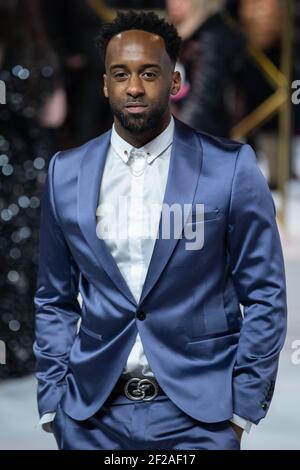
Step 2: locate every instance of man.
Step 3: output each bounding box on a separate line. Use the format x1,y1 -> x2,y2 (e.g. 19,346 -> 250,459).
34,11 -> 287,450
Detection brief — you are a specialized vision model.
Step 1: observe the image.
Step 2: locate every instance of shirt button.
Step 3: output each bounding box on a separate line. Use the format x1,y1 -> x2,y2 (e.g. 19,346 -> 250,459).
136,311 -> 146,321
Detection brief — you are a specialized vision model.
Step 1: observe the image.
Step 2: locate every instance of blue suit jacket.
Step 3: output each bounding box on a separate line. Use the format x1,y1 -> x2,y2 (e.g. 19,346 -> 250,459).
34,118 -> 287,424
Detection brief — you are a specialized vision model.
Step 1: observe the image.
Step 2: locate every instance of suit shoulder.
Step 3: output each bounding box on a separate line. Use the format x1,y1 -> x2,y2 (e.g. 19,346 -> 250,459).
195,129 -> 243,154
55,132 -> 109,165
174,118 -> 244,162
196,131 -> 259,176
48,130 -> 111,187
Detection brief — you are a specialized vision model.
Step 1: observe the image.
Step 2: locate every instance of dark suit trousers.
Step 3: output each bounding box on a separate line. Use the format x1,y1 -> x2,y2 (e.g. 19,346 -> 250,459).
53,393 -> 240,450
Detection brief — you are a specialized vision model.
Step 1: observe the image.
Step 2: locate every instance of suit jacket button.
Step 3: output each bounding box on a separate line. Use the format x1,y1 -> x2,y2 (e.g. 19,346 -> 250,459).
136,311 -> 146,321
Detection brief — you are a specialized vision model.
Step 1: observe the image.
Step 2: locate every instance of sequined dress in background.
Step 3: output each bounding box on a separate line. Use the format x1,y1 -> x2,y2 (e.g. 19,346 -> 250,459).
0,48 -> 59,379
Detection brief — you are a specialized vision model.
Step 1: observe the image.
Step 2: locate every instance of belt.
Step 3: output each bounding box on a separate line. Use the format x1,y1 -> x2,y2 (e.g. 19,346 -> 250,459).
111,377 -> 165,401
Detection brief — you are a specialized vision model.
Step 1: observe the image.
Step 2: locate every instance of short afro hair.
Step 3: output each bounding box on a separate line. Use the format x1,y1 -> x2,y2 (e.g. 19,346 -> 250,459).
96,10 -> 182,66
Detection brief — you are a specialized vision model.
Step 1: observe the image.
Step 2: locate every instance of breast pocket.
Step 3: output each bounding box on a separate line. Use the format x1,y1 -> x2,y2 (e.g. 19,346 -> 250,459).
169,208 -> 222,269
185,207 -> 221,226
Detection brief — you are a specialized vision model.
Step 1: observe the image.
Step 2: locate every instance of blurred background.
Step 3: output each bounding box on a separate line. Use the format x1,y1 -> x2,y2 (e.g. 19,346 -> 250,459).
0,0 -> 299,450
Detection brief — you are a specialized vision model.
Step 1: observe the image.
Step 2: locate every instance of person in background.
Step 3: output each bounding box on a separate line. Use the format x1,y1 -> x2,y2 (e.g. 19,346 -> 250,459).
226,0 -> 287,189
0,0 -> 66,379
167,0 -> 246,137
40,0 -> 113,146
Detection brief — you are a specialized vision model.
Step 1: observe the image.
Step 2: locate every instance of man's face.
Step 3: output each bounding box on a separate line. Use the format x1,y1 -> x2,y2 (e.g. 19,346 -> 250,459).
103,29 -> 181,134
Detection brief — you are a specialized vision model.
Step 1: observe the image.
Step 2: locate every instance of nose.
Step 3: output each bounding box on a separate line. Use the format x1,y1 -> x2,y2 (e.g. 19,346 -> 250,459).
126,74 -> 145,98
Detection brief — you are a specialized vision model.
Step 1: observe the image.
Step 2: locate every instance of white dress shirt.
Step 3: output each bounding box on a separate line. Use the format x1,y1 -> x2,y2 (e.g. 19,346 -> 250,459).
97,117 -> 174,378
40,116 -> 251,434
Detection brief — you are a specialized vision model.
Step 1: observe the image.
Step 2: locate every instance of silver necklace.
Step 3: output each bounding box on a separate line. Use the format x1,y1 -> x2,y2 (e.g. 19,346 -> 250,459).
128,150 -> 148,177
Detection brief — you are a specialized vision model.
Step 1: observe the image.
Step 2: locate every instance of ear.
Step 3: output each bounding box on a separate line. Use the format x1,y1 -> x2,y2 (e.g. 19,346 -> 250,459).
103,74 -> 108,98
171,70 -> 181,96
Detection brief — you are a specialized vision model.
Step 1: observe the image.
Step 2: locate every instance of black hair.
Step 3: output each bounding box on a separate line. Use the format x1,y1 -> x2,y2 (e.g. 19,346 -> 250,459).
96,10 -> 182,66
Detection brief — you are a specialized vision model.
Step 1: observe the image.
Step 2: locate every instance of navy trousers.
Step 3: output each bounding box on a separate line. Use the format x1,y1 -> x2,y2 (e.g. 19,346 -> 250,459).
53,394 -> 240,450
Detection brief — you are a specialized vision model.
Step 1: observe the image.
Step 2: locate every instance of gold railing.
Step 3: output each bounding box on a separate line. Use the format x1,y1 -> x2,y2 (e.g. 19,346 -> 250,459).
228,1 -> 294,227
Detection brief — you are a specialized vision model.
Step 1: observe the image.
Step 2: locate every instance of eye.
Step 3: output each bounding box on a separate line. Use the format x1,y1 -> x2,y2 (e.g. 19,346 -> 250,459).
142,72 -> 157,80
114,72 -> 128,80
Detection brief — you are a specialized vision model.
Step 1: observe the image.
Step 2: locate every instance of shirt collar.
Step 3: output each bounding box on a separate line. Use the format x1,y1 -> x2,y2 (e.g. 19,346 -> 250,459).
110,115 -> 174,165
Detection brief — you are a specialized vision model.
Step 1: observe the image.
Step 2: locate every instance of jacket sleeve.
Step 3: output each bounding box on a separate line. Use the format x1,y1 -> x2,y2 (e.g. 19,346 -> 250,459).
227,144 -> 287,424
33,152 -> 81,418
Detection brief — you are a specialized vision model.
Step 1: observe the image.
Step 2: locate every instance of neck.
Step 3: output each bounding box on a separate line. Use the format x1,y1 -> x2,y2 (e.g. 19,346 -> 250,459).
114,112 -> 172,148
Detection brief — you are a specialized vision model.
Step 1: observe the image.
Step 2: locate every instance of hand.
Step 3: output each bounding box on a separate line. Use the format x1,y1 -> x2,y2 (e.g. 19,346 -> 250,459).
230,422 -> 244,441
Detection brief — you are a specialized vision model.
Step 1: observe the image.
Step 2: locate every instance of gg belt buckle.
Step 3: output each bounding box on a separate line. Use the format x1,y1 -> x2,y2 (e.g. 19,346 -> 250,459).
124,378 -> 159,401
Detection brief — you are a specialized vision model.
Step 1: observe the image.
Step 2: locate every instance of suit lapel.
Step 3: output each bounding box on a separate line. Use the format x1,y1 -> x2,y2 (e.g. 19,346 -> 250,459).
77,131 -> 138,306
77,119 -> 203,307
138,119 -> 203,305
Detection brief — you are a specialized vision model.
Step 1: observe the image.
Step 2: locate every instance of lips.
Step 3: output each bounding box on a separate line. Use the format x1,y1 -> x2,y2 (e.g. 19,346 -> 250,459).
125,103 -> 148,114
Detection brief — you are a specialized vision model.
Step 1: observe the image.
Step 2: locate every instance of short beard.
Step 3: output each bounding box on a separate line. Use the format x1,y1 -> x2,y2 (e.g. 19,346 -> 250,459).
111,98 -> 170,134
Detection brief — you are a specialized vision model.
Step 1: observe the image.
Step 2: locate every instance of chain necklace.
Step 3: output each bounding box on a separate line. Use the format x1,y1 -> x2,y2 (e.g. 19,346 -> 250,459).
128,150 -> 148,177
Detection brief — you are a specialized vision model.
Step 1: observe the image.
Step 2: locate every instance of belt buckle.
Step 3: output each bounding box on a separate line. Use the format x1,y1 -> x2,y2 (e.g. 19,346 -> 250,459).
124,378 -> 159,401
